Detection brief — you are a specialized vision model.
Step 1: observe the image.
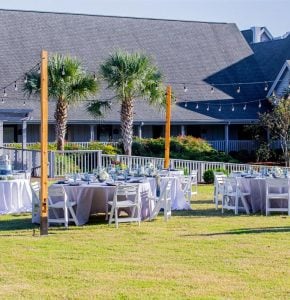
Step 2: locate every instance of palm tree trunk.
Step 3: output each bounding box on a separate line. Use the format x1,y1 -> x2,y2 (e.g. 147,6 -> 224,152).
121,98 -> 134,155
54,98 -> 68,151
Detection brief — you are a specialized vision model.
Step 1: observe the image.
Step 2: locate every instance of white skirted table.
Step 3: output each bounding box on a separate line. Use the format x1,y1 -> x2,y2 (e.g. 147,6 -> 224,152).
0,179 -> 32,214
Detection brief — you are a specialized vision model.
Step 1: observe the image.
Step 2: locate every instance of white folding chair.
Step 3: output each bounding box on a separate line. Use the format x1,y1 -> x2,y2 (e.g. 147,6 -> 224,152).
108,184 -> 141,228
265,178 -> 290,216
213,173 -> 227,209
48,185 -> 79,227
190,170 -> 198,196
149,177 -> 172,221
31,181 -> 40,223
222,177 -> 250,215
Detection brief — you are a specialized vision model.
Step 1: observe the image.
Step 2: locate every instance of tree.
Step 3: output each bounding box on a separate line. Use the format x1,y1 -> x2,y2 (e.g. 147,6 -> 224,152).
99,51 -> 165,155
259,91 -> 290,166
24,54 -> 99,150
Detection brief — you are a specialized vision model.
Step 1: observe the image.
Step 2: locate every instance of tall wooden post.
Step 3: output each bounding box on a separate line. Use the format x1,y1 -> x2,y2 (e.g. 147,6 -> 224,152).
164,86 -> 171,168
40,50 -> 49,235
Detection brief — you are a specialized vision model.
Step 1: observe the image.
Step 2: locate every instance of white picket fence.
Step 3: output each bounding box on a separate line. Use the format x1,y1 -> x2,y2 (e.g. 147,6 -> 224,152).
1,147 -> 287,181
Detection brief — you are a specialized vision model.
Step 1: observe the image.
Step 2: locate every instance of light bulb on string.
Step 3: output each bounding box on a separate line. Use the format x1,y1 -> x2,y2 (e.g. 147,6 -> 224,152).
183,84 -> 188,93
218,104 -> 221,112
93,72 -> 96,81
23,100 -> 26,106
3,88 -> 7,97
37,64 -> 41,74
1,98 -> 4,104
264,82 -> 268,91
24,74 -> 28,84
206,104 -> 209,111
243,103 -> 247,111
211,86 -> 214,93
231,104 -> 235,111
236,85 -> 241,94
195,103 -> 199,109
14,81 -> 18,91
184,101 -> 188,108
258,100 -> 262,108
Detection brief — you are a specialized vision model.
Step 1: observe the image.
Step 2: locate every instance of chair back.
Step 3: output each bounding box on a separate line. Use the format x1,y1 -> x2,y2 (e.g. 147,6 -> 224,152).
48,185 -> 67,205
191,170 -> 198,183
113,184 -> 139,204
223,177 -> 237,194
265,178 -> 290,194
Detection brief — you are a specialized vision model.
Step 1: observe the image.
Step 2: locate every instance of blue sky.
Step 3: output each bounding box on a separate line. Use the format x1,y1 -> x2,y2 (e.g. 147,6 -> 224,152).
0,0 -> 289,37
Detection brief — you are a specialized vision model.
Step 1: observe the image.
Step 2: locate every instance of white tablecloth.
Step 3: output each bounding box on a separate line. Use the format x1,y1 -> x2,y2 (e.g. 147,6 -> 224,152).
62,181 -> 153,225
0,179 -> 32,214
148,177 -> 191,210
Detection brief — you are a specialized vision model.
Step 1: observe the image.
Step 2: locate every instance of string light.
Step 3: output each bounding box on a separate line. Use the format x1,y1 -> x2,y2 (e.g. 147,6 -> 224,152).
93,72 -> 96,81
14,81 -> 18,91
211,86 -> 214,93
258,101 -> 262,108
231,104 -> 235,111
218,104 -> 222,112
236,85 -> 241,94
24,74 -> 28,84
37,64 -> 41,74
195,103 -> 199,109
3,88 -> 7,97
183,84 -> 188,93
23,100 -> 26,106
206,104 -> 209,111
184,101 -> 188,108
264,82 -> 268,91
1,98 -> 4,104
243,103 -> 247,110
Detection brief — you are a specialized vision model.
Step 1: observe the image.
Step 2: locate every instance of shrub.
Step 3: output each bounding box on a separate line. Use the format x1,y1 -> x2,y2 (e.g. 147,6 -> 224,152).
132,136 -> 237,162
203,168 -> 228,184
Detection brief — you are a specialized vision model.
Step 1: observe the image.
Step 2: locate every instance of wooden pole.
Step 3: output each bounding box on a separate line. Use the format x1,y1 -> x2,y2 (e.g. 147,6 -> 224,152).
164,86 -> 171,168
40,50 -> 49,235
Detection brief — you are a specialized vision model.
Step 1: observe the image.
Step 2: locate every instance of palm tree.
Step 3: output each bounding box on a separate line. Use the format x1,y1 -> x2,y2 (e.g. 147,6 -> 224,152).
100,51 -> 165,155
24,54 -> 99,150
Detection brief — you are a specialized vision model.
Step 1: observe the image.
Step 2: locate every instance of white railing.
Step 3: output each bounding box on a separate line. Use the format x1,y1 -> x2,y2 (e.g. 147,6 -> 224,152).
2,147 -> 288,181
50,150 -> 102,177
209,140 -> 259,152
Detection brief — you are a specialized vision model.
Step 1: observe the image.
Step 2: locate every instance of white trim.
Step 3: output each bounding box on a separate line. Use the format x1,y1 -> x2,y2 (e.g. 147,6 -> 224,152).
267,61 -> 290,97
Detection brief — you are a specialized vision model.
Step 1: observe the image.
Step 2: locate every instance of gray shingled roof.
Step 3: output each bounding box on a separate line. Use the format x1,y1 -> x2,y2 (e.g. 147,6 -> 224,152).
241,29 -> 253,44
0,9 -> 268,124
250,35 -> 290,81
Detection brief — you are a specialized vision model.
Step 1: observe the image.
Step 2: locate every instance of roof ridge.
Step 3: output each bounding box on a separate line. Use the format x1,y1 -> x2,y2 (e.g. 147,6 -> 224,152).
0,8 -> 230,25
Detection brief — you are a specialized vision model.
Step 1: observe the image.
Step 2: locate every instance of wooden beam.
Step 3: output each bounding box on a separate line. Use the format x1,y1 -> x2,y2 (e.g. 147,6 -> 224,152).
40,50 -> 49,235
164,86 -> 171,168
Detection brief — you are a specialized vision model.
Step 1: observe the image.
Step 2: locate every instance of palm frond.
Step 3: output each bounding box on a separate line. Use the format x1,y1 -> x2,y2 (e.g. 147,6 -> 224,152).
87,100 -> 111,118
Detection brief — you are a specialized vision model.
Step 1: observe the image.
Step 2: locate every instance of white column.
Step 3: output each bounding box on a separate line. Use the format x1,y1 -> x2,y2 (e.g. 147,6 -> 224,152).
22,121 -> 27,170
181,125 -> 185,136
0,121 -> 3,156
225,124 -> 229,154
22,121 -> 27,149
90,125 -> 95,142
138,125 -> 142,139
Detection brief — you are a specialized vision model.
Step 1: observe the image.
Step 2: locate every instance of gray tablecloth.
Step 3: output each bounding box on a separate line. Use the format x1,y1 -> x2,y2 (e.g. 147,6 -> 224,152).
237,177 -> 288,213
64,181 -> 153,225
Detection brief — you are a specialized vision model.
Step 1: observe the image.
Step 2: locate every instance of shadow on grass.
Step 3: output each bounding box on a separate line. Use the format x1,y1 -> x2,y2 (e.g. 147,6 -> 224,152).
0,214 -> 38,235
184,226 -> 290,237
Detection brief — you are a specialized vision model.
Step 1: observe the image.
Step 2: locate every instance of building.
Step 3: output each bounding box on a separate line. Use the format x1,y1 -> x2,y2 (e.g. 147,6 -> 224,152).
0,9 -> 289,152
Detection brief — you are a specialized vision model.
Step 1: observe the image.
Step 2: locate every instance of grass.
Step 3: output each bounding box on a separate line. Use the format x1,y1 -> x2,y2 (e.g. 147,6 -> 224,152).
0,184 -> 290,299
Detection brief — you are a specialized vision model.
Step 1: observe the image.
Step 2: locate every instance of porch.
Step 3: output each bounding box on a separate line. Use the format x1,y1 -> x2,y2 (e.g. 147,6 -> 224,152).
0,122 -> 270,153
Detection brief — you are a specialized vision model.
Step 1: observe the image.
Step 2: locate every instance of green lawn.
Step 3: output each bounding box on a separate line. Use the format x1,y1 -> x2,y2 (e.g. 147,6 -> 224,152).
0,185 -> 289,299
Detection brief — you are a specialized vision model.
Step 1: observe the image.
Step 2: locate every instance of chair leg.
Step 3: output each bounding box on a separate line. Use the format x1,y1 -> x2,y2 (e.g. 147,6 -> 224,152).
64,207 -> 69,228
109,204 -> 114,224
115,208 -> 119,228
68,206 -> 79,226
234,194 -> 238,215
